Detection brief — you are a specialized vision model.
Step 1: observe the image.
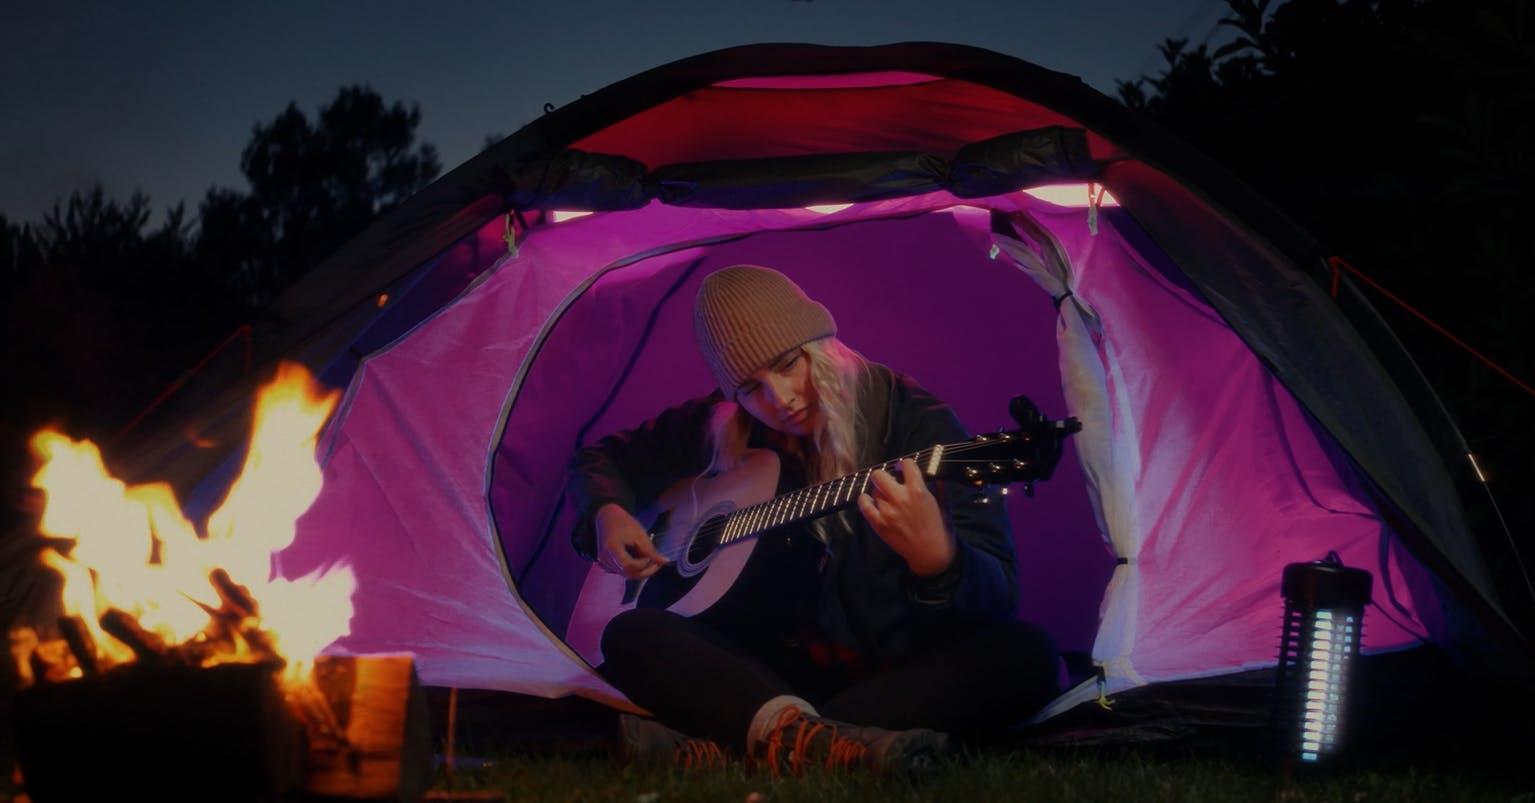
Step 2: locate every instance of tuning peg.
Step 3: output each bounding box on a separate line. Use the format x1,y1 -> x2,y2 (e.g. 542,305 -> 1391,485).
990,463 -> 1005,474
997,432 -> 1014,441
965,467 -> 981,479
1013,458 -> 1029,469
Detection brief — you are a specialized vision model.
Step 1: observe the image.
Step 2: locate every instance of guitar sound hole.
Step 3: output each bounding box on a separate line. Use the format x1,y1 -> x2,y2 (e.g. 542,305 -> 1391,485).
686,517 -> 725,565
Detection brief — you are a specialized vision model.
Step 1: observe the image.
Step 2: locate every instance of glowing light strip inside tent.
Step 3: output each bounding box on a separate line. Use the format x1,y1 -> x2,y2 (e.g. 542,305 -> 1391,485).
1022,184 -> 1119,208
557,185 -> 1117,223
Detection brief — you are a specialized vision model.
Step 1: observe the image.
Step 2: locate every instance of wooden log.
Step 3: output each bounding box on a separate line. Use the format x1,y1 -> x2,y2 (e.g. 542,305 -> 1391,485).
13,662 -> 306,802
239,621 -> 282,664
26,639 -> 75,685
55,616 -> 99,676
303,654 -> 432,802
8,626 -> 39,688
98,608 -> 168,663
210,567 -> 259,619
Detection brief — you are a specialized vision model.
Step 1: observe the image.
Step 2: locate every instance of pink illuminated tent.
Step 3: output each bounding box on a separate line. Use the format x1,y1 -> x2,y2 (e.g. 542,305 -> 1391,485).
105,43 -> 1525,734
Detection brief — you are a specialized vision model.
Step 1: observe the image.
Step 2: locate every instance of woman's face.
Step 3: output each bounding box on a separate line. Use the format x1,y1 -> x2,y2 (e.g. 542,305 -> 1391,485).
735,347 -> 819,437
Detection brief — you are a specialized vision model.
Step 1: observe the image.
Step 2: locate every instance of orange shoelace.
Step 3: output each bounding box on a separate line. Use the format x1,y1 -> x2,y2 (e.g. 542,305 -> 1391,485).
677,738 -> 729,770
759,708 -> 868,776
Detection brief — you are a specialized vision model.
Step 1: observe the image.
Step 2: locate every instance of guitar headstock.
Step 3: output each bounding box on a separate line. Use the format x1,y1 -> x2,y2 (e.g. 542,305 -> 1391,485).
925,395 -> 1081,490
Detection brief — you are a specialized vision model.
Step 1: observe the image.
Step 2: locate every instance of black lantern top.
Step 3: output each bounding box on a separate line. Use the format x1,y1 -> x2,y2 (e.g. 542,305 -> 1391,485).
1281,555 -> 1373,610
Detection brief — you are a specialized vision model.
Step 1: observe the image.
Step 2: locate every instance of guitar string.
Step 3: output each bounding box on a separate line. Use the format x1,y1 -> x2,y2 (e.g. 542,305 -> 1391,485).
692,439 -> 1020,545
647,437 -> 1035,564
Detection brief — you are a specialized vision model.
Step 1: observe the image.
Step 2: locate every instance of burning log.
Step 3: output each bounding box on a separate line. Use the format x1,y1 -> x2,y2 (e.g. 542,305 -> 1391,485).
302,654 -> 432,802
12,654 -> 429,802
17,365 -> 372,800
211,567 -> 259,619
240,619 -> 282,662
13,662 -> 307,802
55,615 -> 99,676
9,626 -> 39,688
26,638 -> 76,685
98,607 -> 169,663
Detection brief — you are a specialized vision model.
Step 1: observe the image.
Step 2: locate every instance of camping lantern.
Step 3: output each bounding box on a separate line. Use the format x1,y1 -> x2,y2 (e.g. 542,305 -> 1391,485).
1273,552 -> 1372,766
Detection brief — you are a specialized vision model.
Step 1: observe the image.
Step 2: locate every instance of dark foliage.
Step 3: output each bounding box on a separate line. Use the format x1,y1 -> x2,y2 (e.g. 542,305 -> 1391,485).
1120,0 -> 1535,631
203,85 -> 441,310
0,86 -> 439,532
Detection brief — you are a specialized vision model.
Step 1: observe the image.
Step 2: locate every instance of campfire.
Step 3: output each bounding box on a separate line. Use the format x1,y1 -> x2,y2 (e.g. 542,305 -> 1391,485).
9,363 -> 429,802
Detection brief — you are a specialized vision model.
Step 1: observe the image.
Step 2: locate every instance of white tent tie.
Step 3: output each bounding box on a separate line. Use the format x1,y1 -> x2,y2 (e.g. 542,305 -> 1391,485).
1087,182 -> 1105,236
503,212 -> 520,258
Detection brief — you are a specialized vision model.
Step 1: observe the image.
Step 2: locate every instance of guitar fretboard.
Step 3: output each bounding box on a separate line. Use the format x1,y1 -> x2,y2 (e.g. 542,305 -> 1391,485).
713,445 -> 941,545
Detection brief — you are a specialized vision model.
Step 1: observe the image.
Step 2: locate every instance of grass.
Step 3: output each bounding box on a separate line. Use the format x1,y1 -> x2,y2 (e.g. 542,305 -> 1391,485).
1,734 -> 1527,801
425,745 -> 1535,803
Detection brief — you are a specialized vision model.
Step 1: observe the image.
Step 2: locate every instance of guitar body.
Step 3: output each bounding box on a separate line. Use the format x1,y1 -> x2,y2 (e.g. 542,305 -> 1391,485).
566,449 -> 783,665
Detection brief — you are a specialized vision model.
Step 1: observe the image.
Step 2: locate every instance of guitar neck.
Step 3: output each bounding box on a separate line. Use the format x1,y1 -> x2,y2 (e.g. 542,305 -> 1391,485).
715,445 -> 943,546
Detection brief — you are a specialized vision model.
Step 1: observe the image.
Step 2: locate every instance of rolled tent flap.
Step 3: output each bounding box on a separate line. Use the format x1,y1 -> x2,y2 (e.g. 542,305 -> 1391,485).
505,127 -> 1096,211
1000,196 -> 1431,694
653,151 -> 951,209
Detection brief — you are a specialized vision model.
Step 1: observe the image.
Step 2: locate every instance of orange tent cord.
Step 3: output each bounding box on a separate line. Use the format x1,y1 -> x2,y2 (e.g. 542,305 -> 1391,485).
1331,256 -> 1535,616
1328,256 -> 1535,402
111,323 -> 253,444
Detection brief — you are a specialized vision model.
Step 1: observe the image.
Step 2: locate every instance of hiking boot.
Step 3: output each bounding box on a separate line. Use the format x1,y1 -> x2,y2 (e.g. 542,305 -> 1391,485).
750,707 -> 949,778
618,713 -> 730,770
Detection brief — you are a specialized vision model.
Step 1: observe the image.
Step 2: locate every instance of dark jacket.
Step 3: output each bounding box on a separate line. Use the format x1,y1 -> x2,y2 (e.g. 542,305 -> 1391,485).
568,363 -> 1018,662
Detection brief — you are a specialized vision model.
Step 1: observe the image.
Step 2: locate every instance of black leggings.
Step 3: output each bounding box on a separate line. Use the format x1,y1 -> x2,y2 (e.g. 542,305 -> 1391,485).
599,608 -> 1060,749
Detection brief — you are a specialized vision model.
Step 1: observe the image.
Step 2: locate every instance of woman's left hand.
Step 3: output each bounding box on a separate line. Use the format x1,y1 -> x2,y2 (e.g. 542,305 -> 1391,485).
857,458 -> 956,577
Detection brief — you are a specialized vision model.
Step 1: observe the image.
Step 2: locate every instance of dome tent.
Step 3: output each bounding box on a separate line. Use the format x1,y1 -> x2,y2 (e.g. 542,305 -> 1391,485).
117,43 -> 1521,727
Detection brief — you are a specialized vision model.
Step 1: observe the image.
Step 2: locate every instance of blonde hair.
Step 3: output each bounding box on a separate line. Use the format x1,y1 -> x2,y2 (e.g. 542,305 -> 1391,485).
705,337 -> 873,485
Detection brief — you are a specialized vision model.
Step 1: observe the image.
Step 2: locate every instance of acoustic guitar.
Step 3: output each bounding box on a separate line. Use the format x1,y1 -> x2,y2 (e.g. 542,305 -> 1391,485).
565,395 -> 1080,663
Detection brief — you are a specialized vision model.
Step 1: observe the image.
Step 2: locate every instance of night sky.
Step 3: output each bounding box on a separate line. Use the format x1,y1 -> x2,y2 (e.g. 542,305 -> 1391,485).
1,0 -> 1225,224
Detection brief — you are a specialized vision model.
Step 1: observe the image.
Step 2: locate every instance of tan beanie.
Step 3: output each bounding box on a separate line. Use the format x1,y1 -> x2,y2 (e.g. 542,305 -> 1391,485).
694,265 -> 837,396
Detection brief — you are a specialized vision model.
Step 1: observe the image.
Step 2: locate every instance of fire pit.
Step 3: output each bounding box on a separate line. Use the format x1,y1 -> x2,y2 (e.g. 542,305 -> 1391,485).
9,364 -> 429,801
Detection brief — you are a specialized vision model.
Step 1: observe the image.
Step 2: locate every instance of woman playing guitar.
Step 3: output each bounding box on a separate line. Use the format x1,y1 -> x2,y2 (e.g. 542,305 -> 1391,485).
568,265 -> 1061,776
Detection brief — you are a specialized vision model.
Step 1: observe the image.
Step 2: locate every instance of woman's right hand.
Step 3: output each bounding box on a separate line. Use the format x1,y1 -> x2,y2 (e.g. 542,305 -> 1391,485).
596,503 -> 670,579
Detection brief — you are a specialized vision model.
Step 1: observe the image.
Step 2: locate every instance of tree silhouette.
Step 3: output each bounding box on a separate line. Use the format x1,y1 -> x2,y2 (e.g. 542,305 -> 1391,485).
203,85 -> 441,309
1120,0 -> 1535,629
1,86 -> 442,533
0,187 -> 215,525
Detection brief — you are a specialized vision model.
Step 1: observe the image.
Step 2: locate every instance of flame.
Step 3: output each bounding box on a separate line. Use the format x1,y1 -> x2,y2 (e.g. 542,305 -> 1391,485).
205,362 -> 339,587
26,362 -> 352,685
262,566 -> 357,681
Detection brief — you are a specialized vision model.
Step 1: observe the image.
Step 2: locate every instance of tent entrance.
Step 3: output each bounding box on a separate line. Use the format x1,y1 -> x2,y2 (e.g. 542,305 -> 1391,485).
491,195 -> 1435,704
492,204 -> 1114,672
289,188 -> 1434,705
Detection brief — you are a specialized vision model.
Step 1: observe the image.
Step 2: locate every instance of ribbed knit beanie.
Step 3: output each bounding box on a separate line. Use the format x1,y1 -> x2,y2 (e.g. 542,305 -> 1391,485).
694,265 -> 837,396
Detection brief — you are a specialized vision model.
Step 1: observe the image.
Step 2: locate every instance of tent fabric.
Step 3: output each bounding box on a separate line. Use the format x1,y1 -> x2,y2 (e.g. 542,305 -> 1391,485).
1101,162 -> 1506,639
281,189 -> 1431,710
80,43 -> 1526,723
570,75 -> 1122,167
